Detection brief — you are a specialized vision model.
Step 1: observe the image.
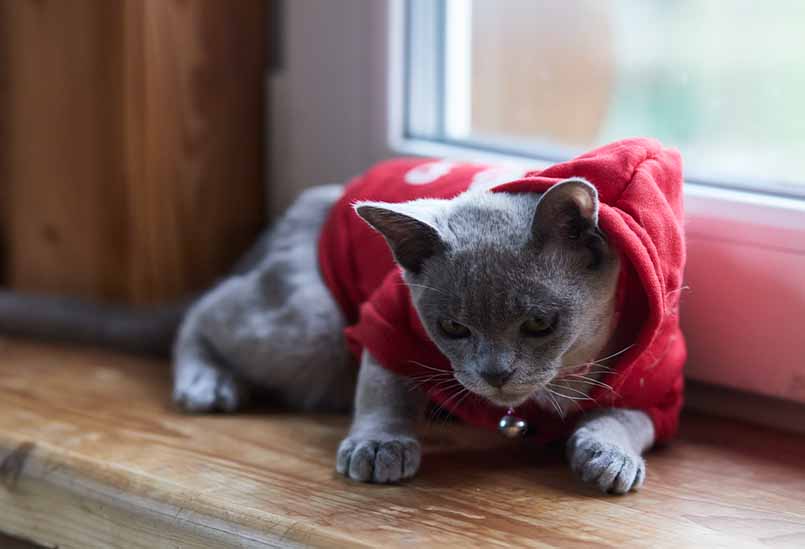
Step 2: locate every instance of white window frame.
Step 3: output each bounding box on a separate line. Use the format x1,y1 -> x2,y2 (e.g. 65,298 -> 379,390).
270,0 -> 805,411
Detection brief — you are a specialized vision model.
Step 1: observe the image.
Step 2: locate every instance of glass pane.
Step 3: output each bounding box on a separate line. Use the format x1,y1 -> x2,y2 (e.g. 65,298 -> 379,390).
408,0 -> 805,196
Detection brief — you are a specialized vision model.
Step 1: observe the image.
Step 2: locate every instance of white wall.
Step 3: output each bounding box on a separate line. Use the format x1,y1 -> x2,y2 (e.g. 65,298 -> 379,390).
267,0 -> 390,217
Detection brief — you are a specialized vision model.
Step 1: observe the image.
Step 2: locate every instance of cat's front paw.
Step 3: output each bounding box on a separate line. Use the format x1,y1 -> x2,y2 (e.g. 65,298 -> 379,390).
567,430 -> 645,495
336,435 -> 421,483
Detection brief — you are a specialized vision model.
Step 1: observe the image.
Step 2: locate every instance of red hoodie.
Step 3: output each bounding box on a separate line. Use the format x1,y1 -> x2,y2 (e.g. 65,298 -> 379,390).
318,138 -> 686,443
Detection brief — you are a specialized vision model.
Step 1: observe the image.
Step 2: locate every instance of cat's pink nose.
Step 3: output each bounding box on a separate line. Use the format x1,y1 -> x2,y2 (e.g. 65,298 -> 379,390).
480,369 -> 513,388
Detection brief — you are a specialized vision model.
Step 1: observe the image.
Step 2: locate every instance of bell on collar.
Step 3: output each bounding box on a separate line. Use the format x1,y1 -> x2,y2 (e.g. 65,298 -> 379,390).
498,408 -> 528,438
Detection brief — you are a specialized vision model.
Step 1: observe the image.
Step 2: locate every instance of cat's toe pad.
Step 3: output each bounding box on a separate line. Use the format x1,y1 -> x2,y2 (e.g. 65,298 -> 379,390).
336,435 -> 420,483
567,431 -> 645,495
173,365 -> 243,413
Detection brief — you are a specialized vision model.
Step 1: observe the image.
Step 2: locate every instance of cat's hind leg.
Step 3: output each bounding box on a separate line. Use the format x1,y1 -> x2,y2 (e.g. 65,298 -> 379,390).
173,357 -> 242,412
172,311 -> 247,413
172,184 -> 353,413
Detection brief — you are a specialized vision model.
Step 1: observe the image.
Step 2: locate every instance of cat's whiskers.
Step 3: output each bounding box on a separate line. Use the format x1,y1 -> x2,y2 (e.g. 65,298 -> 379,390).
450,389 -> 474,416
548,382 -> 598,403
439,385 -> 470,411
427,385 -> 470,424
554,343 -> 635,387
540,388 -> 565,418
407,371 -> 454,383
407,375 -> 459,393
563,373 -> 617,394
558,361 -> 614,372
558,343 -> 636,373
543,385 -> 584,413
430,379 -> 464,393
399,283 -> 458,299
409,360 -> 452,374
545,390 -> 592,402
594,343 -> 636,363
581,366 -> 617,374
406,361 -> 461,392
427,387 -> 486,427
408,379 -> 453,393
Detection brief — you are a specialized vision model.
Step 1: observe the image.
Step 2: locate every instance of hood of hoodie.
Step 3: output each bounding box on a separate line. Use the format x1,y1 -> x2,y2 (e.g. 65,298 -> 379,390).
490,138 -> 687,441
322,137 -> 687,443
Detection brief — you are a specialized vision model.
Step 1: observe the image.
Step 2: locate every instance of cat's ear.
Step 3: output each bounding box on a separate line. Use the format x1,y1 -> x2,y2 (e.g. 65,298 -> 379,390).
354,200 -> 446,274
531,178 -> 606,265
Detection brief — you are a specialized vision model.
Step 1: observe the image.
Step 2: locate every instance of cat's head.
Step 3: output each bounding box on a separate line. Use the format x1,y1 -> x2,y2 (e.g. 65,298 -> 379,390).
355,178 -> 621,408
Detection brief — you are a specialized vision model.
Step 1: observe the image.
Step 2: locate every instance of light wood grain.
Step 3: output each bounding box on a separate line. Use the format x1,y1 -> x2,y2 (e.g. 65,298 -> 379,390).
1,0 -> 129,300
122,0 -> 267,303
0,0 -> 265,304
0,339 -> 803,548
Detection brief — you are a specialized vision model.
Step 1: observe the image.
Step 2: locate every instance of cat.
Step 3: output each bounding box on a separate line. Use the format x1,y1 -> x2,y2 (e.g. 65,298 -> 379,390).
0,139 -> 686,495
169,171 -> 655,494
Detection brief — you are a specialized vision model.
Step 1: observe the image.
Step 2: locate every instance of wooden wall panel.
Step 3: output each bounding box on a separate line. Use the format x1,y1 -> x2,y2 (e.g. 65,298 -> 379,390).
0,2 -> 8,283
1,0 -> 129,300
0,0 -> 266,304
124,0 -> 267,303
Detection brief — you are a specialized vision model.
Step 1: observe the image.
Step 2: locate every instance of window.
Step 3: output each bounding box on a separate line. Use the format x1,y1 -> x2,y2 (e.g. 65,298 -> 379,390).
273,0 -> 805,407
394,0 -> 805,404
404,0 -> 805,198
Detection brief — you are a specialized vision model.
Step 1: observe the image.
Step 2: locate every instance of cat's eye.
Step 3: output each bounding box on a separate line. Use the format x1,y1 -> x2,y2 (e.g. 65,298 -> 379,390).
521,316 -> 556,337
439,319 -> 471,339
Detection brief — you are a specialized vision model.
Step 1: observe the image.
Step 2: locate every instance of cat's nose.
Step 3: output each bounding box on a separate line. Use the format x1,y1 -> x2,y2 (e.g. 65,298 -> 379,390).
480,369 -> 513,388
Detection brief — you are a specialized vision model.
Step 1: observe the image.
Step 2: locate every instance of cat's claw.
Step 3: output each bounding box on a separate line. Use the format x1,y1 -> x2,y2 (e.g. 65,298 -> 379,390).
173,365 -> 244,413
336,435 -> 421,483
567,430 -> 645,495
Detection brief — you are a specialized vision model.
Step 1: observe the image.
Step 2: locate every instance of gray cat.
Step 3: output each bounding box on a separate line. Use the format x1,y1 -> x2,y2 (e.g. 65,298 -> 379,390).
0,179 -> 654,495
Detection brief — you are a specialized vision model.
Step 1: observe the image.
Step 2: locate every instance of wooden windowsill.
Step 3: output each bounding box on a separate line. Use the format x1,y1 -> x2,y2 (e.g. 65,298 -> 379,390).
1,339 -> 803,548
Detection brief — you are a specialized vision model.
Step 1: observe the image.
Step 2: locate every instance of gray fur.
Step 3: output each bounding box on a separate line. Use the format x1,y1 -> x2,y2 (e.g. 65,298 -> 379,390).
173,184 -> 354,413
567,408 -> 654,494
356,180 -> 621,411
351,179 -> 655,493
0,291 -> 186,357
336,351 -> 424,482
0,177 -> 656,495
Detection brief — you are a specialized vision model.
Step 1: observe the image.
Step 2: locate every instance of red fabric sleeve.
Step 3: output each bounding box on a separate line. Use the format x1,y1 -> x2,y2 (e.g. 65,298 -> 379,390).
604,321 -> 687,443
644,375 -> 685,444
640,330 -> 686,443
